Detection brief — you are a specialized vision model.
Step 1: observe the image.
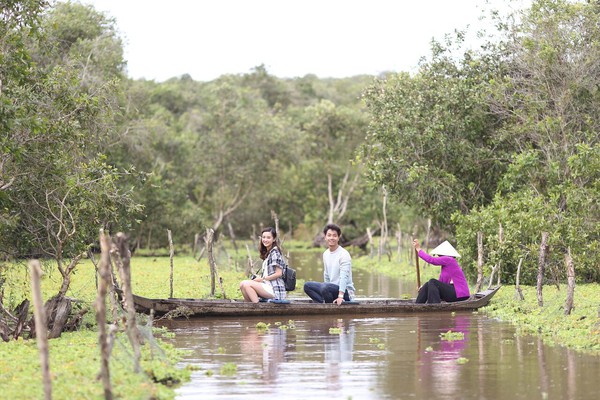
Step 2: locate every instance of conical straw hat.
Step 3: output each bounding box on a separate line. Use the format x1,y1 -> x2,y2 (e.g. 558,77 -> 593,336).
430,240 -> 460,258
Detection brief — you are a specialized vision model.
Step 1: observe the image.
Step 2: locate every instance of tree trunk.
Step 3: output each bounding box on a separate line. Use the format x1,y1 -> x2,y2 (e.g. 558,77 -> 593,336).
366,228 -> 374,258
193,233 -> 199,256
96,230 -> 113,400
378,186 -> 389,262
395,226 -> 402,263
515,257 -> 524,301
206,229 -> 216,296
245,244 -> 254,276
168,229 -> 174,299
30,260 -> 52,400
564,248 -> 575,316
424,218 -> 431,252
227,221 -> 238,253
475,231 -> 484,293
488,264 -> 498,290
45,295 -> 72,339
497,223 -> 503,286
537,232 -> 549,307
114,233 -> 141,373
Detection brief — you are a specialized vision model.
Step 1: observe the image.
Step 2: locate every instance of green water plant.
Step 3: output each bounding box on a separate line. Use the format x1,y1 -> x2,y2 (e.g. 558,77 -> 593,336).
220,362 -> 238,376
255,322 -> 270,331
440,330 -> 465,341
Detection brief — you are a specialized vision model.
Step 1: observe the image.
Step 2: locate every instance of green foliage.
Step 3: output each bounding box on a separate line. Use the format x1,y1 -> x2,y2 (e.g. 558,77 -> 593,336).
0,330 -> 189,400
362,0 -> 600,283
1,0 -> 138,264
361,37 -> 506,230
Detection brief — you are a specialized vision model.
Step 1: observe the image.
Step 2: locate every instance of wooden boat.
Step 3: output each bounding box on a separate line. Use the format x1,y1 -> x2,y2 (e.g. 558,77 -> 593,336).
130,286 -> 501,318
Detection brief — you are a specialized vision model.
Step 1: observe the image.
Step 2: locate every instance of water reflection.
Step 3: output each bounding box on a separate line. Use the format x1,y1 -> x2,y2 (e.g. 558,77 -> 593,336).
165,313 -> 600,400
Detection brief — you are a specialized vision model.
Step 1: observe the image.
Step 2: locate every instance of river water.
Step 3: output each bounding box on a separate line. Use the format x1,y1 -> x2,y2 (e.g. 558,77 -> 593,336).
160,251 -> 600,399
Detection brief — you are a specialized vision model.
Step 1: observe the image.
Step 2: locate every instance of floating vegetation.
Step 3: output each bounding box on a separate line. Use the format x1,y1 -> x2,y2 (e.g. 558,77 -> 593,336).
440,330 -> 465,341
329,327 -> 343,334
205,370 -> 214,377
217,347 -> 226,354
377,343 -> 385,350
274,321 -> 282,326
220,362 -> 238,376
256,322 -> 270,331
279,325 -> 289,330
425,346 -> 434,352
287,320 -> 296,329
369,337 -> 381,344
456,357 -> 469,364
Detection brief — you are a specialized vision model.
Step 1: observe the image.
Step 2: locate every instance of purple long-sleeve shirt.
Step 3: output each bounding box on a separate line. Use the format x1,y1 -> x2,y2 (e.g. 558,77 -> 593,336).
418,250 -> 471,298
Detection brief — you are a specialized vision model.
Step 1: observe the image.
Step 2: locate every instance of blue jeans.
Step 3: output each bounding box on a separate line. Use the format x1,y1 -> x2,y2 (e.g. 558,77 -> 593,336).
304,281 -> 350,303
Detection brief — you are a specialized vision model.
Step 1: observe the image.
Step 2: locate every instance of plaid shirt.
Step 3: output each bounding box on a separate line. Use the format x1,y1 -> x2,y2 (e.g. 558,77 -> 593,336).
264,247 -> 287,300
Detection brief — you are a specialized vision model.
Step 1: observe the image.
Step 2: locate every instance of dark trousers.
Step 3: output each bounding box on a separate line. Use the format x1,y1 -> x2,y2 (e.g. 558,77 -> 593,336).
303,281 -> 350,303
416,278 -> 469,304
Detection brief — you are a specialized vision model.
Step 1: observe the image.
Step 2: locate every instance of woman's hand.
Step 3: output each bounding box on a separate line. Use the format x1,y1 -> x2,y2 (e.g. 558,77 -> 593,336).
412,239 -> 421,252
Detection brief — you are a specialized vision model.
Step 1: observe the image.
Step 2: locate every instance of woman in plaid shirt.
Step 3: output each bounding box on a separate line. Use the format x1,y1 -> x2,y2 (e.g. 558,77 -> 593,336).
240,227 -> 287,302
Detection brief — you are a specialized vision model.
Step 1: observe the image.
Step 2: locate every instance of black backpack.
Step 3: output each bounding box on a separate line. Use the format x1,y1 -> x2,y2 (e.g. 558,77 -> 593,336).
283,265 -> 296,291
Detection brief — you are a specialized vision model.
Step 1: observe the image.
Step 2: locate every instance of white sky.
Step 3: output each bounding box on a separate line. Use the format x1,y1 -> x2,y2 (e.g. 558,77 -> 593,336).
79,0 -> 531,82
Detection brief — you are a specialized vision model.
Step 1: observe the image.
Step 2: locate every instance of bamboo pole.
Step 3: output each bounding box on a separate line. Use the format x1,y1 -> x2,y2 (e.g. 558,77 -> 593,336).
30,260 -> 52,400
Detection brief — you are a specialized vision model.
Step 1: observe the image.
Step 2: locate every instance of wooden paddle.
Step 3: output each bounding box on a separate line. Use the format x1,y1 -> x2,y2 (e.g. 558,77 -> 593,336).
415,247 -> 421,289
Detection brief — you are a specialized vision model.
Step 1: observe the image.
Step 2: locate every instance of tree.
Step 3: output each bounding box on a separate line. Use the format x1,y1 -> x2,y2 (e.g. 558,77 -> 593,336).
361,32 -> 507,231
1,0 -> 138,293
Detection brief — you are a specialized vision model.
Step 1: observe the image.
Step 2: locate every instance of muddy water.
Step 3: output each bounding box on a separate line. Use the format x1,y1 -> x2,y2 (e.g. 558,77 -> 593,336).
163,313 -> 600,399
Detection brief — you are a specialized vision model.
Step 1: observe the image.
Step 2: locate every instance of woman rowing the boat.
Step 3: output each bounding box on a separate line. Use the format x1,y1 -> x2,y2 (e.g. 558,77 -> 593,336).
239,227 -> 287,303
412,239 -> 470,303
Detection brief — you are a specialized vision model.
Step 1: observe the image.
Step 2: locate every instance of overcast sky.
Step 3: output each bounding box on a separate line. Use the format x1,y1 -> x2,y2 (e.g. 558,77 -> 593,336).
80,0 -> 531,82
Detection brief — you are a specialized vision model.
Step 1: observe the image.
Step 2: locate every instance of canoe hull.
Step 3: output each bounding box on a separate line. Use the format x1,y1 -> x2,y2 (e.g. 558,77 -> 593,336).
131,286 -> 501,318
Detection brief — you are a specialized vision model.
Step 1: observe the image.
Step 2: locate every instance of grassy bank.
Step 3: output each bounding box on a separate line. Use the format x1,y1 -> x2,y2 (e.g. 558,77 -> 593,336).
0,327 -> 190,399
483,284 -> 600,353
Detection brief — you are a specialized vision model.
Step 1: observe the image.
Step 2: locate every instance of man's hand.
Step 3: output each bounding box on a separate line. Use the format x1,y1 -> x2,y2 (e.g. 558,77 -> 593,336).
333,296 -> 344,306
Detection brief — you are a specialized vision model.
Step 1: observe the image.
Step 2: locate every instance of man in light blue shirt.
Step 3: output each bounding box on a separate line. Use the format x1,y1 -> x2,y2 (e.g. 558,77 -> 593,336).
304,223 -> 355,305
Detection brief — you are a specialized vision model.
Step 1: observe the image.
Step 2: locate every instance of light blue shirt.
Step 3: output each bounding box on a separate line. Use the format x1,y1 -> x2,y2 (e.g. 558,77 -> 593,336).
323,246 -> 355,295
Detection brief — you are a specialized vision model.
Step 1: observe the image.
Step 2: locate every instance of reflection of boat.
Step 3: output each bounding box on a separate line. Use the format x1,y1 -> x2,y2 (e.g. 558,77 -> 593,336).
130,286 -> 501,318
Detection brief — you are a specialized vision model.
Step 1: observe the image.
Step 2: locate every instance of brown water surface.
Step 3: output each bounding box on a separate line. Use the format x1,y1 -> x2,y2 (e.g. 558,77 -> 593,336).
162,313 -> 600,399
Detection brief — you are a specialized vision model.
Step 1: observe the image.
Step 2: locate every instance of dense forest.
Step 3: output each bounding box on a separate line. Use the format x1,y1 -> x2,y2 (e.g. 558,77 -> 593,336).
1,0 -> 599,285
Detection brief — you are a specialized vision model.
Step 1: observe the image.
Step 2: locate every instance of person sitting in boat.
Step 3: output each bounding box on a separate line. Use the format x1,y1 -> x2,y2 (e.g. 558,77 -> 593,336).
304,223 -> 356,305
240,227 -> 287,303
412,239 -> 470,304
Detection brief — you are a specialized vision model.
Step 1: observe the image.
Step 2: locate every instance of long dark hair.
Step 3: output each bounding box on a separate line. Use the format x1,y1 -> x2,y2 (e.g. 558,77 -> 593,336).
259,227 -> 278,260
